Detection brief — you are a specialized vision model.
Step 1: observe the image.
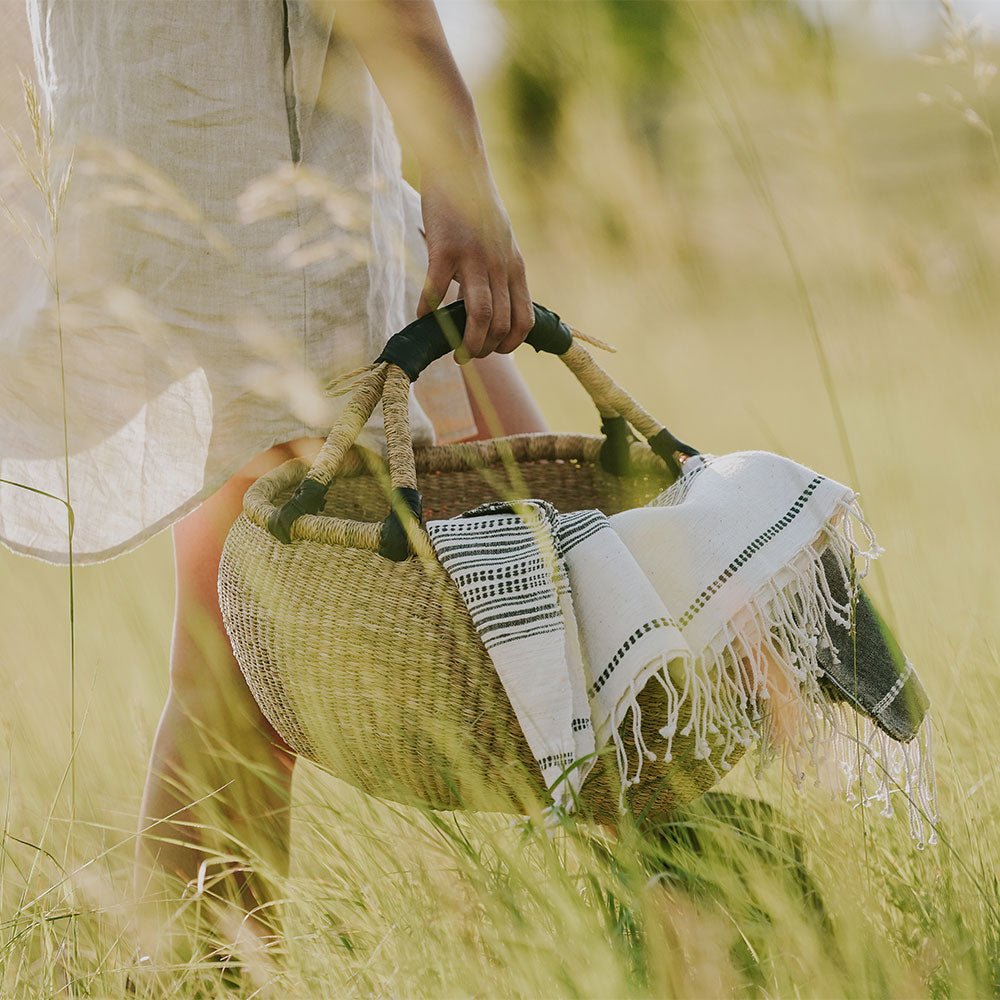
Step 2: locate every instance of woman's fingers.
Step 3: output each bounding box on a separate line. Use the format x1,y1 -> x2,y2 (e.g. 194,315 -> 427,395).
458,277 -> 493,362
482,279 -> 511,356
417,250 -> 455,318
496,299 -> 533,354
457,246 -> 529,359
424,253 -> 532,362
496,257 -> 533,354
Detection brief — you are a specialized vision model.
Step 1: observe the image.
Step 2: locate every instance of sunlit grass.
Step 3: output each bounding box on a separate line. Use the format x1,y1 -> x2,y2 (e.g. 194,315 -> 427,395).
2,2 -> 1000,996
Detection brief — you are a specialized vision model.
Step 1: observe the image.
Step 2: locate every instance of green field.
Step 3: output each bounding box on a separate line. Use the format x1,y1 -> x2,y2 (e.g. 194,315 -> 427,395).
2,3 -> 999,996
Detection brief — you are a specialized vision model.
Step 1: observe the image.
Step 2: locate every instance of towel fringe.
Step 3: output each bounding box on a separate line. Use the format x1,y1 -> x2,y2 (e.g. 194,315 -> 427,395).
609,494 -> 937,843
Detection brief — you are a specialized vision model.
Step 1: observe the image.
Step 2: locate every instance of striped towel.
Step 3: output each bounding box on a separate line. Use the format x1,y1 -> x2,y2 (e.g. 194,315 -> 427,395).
426,499 -> 686,808
425,451 -> 936,841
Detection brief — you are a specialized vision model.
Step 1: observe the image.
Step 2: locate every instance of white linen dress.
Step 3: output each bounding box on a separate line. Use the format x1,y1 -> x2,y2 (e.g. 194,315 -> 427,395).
0,0 -> 474,564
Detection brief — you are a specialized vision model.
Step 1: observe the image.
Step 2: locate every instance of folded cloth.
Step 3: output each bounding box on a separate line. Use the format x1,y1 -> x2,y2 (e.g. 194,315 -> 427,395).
426,450 -> 937,842
817,550 -> 929,743
422,500 -> 598,807
427,499 -> 690,808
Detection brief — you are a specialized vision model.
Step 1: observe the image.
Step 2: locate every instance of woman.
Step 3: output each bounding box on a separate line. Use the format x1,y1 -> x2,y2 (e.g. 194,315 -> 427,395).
2,0 -> 545,951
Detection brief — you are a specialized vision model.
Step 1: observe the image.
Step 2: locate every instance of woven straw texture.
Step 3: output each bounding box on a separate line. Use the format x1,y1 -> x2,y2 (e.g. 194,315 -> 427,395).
219,430 -> 744,826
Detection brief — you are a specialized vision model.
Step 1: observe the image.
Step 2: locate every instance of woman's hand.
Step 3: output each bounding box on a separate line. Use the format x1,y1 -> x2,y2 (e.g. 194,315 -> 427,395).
417,167 -> 533,361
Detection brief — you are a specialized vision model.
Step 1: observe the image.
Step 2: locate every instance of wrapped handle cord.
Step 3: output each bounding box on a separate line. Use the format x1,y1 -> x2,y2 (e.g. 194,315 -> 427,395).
267,302 -> 699,555
375,300 -> 575,379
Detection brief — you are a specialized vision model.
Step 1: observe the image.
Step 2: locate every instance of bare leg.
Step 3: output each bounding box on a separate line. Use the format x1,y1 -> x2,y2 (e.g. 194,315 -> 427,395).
462,353 -> 549,438
135,440 -> 321,952
134,358 -> 543,953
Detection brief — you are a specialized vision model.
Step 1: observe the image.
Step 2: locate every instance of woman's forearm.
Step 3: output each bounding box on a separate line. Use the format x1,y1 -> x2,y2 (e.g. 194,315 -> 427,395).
331,0 -> 488,179
328,0 -> 533,357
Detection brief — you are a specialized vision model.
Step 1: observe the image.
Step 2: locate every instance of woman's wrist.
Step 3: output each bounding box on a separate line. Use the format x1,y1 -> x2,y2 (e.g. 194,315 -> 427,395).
412,77 -> 490,180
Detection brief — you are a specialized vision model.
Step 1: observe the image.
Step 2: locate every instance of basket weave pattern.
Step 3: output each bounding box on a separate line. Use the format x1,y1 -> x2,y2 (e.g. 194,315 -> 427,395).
220,431 -> 744,825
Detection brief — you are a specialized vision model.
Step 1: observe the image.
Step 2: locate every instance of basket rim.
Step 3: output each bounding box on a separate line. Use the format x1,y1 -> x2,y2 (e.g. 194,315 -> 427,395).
241,432 -> 673,552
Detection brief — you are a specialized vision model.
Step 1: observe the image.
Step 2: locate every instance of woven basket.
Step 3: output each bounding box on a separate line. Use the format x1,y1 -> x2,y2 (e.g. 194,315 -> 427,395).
219,304 -> 746,825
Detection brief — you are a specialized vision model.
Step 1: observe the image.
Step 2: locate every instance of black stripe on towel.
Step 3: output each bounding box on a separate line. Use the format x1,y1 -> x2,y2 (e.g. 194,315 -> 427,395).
537,751 -> 576,772
589,617 -> 679,697
676,476 -> 825,629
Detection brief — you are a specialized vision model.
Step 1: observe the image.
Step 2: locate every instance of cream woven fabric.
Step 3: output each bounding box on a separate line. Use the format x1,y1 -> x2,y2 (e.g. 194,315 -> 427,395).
428,452 -> 937,840
0,1 -> 473,564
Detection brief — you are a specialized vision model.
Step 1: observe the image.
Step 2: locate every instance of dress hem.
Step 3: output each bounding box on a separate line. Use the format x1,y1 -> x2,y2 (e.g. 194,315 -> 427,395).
1,425 -> 337,567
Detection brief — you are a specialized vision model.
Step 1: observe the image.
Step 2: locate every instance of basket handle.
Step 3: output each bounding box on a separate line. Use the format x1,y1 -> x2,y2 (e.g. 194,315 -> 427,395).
374,300 -> 575,380
267,302 -> 698,555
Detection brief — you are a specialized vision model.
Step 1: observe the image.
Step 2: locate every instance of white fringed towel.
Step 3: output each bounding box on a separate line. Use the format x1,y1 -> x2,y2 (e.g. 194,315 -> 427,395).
426,500 -> 688,808
426,450 -> 937,841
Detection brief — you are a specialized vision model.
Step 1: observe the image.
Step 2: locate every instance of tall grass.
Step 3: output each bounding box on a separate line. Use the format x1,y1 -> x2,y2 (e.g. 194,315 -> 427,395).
2,2 -> 1000,996
1,77 -> 81,997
